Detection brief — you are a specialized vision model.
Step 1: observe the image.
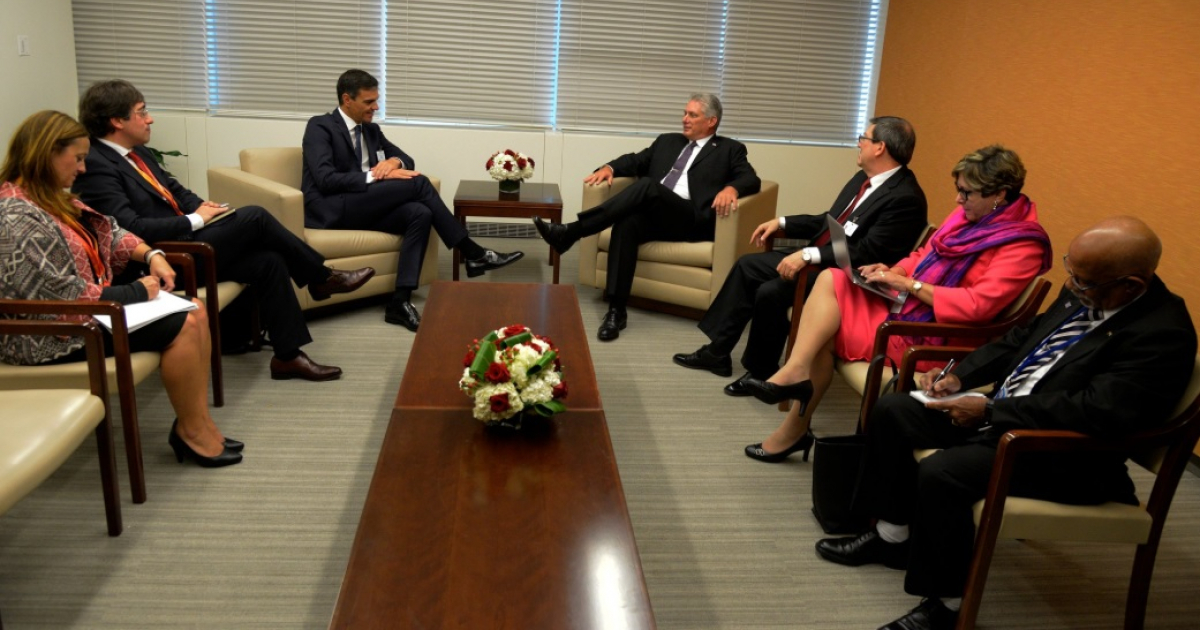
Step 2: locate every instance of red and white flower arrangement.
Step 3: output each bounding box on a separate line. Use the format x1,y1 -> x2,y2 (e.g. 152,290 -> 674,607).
486,149 -> 536,182
459,324 -> 568,423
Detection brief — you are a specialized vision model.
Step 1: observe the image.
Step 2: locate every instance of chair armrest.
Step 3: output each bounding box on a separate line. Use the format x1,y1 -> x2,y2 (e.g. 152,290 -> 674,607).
762,228 -> 786,252
208,166 -> 306,237
157,242 -> 212,296
578,177 -> 636,286
0,318 -> 110,400
711,181 -> 778,296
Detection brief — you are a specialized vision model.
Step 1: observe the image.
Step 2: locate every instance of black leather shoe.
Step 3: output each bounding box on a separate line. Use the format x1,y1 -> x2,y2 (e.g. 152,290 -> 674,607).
743,378 -> 815,412
672,345 -> 733,377
597,308 -> 627,341
878,598 -> 958,630
168,422 -> 243,468
269,350 -> 343,381
308,267 -> 375,301
465,250 -> 524,277
816,530 -> 909,570
384,300 -> 421,332
174,418 -> 242,452
533,216 -> 576,254
724,372 -> 756,397
744,429 -> 815,463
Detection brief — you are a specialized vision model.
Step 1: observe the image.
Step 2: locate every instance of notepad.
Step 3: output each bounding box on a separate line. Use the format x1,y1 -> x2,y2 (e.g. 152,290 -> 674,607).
94,291 -> 199,333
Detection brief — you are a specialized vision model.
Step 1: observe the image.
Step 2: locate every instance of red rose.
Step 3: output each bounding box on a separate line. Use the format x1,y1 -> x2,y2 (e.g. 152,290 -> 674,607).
504,149 -> 516,157
485,362 -> 511,383
529,157 -> 536,167
489,392 -> 511,413
517,158 -> 527,169
552,382 -> 568,400
486,158 -> 494,169
502,324 -> 527,336
462,350 -> 476,367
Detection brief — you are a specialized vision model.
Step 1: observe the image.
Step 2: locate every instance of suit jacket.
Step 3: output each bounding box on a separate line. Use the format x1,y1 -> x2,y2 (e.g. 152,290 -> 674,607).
301,111 -> 414,228
782,167 -> 927,268
74,141 -> 206,243
606,132 -> 760,223
957,278 -> 1197,438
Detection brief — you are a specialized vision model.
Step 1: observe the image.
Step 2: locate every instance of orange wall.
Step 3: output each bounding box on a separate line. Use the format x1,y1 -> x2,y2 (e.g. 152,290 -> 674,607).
876,0 -> 1200,452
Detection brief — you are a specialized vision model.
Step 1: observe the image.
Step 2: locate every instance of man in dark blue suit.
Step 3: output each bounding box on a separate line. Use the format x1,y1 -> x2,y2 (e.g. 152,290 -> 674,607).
533,94 -> 761,341
301,69 -> 523,331
75,80 -> 373,382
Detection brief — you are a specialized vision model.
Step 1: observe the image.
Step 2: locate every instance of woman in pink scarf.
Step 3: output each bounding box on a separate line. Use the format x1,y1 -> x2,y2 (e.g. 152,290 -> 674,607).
743,145 -> 1052,462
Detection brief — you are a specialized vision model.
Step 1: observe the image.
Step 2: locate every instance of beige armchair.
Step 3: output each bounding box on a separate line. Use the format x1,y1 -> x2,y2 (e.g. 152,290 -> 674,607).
207,147 -> 439,311
577,178 -> 778,318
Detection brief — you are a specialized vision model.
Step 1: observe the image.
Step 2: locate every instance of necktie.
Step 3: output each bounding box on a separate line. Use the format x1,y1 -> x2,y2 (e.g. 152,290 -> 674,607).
126,150 -> 182,215
352,125 -> 365,171
812,178 -> 871,247
660,141 -> 698,191
996,306 -> 1102,398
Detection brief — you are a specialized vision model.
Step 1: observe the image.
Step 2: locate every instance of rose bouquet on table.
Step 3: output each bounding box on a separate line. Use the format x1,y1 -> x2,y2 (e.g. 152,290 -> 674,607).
459,324 -> 568,423
486,149 -> 536,182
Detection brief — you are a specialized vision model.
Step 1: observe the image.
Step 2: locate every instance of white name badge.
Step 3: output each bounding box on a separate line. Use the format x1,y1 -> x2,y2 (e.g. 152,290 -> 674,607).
376,150 -> 387,162
845,220 -> 861,237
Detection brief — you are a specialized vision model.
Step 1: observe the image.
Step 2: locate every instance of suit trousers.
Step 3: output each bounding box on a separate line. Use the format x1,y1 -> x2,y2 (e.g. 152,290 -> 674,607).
196,206 -> 323,358
698,250 -> 817,378
329,176 -> 467,290
579,178 -> 713,307
864,393 -> 1136,598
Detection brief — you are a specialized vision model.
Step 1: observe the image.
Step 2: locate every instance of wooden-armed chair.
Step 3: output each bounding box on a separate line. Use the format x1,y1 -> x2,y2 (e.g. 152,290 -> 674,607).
0,318 -> 122,536
0,251 -> 198,504
158,240 -> 253,407
578,178 -> 779,319
907,355 -> 1200,630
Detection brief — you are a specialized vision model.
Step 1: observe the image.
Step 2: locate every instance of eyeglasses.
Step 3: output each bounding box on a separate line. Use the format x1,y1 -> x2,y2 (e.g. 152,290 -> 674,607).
955,186 -> 976,199
1063,255 -> 1129,292
857,134 -> 879,144
128,108 -> 151,119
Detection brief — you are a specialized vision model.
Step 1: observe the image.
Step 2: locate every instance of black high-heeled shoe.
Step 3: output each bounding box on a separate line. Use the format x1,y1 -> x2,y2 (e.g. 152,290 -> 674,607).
174,419 -> 243,452
744,429 -> 816,463
168,423 -> 243,468
743,378 -> 814,410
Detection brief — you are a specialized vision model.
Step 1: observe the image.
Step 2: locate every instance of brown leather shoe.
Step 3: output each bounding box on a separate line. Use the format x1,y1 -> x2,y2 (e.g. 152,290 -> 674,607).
308,267 -> 375,301
269,350 -> 343,382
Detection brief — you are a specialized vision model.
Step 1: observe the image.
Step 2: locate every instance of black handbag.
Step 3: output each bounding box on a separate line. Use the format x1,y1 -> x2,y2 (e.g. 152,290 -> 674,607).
810,433 -> 871,534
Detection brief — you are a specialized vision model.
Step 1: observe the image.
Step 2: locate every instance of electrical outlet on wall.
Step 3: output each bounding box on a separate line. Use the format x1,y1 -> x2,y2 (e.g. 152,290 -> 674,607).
17,35 -> 31,56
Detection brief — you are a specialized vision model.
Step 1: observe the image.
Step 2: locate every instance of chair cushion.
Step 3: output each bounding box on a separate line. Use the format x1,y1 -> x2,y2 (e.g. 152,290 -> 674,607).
596,230 -> 714,268
972,497 -> 1153,543
305,228 -> 404,260
0,390 -> 105,514
0,352 -> 160,391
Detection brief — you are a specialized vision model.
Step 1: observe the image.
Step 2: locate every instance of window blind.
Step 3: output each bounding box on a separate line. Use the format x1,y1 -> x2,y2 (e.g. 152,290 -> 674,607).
384,1 -> 558,126
205,0 -> 383,116
721,0 -> 879,142
556,0 -> 725,133
73,0 -> 208,110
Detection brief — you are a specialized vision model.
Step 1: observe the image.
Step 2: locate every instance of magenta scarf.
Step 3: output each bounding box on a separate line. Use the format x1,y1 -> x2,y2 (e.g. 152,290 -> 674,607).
888,194 -> 1052,332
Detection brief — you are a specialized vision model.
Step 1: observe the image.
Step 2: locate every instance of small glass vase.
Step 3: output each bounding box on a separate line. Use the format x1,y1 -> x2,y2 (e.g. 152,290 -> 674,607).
486,412 -> 524,431
498,179 -> 521,194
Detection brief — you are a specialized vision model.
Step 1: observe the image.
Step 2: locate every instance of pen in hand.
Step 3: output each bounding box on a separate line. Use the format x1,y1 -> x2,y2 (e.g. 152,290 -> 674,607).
926,358 -> 956,395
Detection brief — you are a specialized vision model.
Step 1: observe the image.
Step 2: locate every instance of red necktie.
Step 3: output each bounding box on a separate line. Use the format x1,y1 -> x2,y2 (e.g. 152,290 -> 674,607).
813,178 -> 871,247
127,150 -> 182,216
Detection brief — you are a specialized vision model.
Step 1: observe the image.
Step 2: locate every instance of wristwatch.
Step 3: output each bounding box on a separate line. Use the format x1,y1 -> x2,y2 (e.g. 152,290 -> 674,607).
144,248 -> 166,264
801,250 -> 812,263
911,280 -> 924,293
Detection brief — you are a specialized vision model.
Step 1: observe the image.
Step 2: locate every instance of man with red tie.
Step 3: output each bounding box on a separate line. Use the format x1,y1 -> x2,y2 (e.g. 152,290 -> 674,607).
74,80 -> 373,382
672,116 -> 928,396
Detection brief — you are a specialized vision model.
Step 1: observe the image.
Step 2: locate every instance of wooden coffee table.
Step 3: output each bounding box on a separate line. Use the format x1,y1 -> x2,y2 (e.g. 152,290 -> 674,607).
331,282 -> 654,629
452,180 -> 563,283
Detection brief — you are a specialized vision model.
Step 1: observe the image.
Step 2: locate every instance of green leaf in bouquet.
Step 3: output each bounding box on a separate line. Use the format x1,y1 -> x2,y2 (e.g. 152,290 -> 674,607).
526,349 -> 557,377
500,331 -> 533,348
468,332 -> 499,380
531,400 -> 567,416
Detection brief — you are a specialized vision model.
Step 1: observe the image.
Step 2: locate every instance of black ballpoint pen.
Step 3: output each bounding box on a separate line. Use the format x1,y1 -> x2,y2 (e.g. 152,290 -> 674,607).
927,358 -> 956,394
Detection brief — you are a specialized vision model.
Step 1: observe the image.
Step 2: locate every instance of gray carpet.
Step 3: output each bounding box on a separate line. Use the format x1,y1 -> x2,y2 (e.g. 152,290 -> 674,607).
2,237 -> 1199,629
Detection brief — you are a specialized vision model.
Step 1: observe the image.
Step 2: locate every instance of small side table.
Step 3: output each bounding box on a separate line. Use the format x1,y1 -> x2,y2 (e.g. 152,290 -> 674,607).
452,180 -> 564,283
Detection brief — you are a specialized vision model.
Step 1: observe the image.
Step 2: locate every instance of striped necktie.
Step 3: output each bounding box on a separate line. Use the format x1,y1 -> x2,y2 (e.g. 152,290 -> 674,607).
660,141 -> 697,191
126,150 -> 182,215
996,305 -> 1101,398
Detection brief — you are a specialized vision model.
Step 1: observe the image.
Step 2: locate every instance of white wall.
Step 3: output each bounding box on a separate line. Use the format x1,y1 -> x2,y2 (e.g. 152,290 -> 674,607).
160,113 -> 859,221
0,0 -> 79,152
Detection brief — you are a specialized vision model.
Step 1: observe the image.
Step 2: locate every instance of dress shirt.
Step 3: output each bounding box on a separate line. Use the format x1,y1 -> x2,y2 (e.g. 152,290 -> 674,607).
1007,298 -> 1134,397
793,165 -> 902,265
337,107 -> 405,184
